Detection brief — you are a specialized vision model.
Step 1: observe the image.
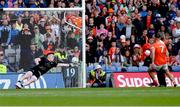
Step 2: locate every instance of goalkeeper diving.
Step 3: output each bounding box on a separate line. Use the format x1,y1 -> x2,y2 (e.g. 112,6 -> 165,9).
15,52 -> 68,89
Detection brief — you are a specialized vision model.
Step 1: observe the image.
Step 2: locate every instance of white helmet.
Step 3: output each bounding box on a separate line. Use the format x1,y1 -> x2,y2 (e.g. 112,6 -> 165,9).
95,65 -> 102,70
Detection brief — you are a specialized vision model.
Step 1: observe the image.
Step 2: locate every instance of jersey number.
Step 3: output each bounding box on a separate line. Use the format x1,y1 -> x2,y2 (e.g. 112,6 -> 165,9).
160,46 -> 165,53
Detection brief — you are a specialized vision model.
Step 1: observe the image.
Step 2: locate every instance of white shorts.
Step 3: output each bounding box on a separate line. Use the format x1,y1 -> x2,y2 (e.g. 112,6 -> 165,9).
154,64 -> 168,72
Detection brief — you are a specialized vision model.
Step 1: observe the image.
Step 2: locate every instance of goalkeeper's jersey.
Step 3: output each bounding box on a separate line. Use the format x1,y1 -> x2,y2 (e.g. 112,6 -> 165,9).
31,57 -> 58,75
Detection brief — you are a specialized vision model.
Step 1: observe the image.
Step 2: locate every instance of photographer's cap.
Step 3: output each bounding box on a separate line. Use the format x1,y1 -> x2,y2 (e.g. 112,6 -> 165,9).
94,65 -> 102,70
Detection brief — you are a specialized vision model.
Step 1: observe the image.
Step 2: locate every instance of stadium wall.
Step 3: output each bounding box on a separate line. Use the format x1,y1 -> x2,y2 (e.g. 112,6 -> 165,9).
0,72 -> 65,89
111,72 -> 180,88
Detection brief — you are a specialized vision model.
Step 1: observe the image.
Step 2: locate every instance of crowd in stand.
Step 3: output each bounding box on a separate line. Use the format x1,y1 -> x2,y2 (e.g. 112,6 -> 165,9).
86,0 -> 180,68
0,10 -> 82,72
0,0 -> 81,8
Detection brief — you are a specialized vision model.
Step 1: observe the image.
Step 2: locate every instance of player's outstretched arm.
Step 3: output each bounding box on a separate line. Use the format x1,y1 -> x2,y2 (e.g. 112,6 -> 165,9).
57,63 -> 70,67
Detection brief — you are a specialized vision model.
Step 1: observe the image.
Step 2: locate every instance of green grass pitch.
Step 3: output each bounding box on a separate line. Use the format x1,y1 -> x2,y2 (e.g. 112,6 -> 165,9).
0,87 -> 180,106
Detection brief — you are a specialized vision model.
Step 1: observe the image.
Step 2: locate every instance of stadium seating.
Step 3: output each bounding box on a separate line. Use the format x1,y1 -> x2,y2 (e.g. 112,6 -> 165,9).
105,66 -> 116,73
138,66 -> 149,72
86,65 -> 94,72
172,66 -> 180,72
87,65 -> 180,73
116,66 -> 121,72
126,66 -> 139,72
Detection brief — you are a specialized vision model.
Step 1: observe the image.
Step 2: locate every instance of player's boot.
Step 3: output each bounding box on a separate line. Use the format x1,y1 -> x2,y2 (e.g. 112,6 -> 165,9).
148,80 -> 158,87
15,81 -> 23,89
174,84 -> 177,87
148,83 -> 157,87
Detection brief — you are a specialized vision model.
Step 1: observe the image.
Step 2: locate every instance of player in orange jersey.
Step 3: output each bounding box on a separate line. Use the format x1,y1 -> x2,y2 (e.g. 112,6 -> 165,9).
151,34 -> 177,87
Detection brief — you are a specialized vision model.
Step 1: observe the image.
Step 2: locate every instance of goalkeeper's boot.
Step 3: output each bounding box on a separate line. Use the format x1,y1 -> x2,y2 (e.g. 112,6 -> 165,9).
174,84 -> 177,87
15,81 -> 23,89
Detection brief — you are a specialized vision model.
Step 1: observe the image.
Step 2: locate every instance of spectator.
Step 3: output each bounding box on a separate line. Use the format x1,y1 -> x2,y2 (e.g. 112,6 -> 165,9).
10,23 -> 19,45
31,25 -> 44,50
122,18 -> 135,39
169,56 -> 179,66
97,24 -> 108,37
44,25 -> 55,44
19,25 -> 33,70
138,29 -> 148,46
104,31 -> 116,50
38,18 -> 46,35
0,20 -> 11,45
176,49 -> 180,65
172,19 -> 180,43
27,43 -> 42,68
73,46 -> 80,61
16,16 -> 23,31
86,36 -> 96,60
132,44 -> 142,66
42,34 -> 55,55
0,0 -> 8,8
95,41 -> 104,62
67,31 -> 78,49
86,44 -> 95,65
88,65 -> 106,87
17,0 -> 25,8
99,50 -> 111,66
50,16 -> 60,37
119,38 -> 128,56
122,50 -> 132,67
108,41 -> 116,61
112,47 -> 124,66
167,43 -> 175,56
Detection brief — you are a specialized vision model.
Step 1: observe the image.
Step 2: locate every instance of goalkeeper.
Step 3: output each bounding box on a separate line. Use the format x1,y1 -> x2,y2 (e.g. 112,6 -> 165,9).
15,52 -> 66,89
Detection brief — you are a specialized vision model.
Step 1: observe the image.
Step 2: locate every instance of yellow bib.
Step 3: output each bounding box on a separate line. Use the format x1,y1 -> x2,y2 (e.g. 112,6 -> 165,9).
0,64 -> 7,74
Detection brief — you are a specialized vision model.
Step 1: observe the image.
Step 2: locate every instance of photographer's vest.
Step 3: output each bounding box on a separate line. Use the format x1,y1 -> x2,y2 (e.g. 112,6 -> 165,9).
0,64 -> 7,74
1,27 -> 9,43
90,70 -> 105,78
54,52 -> 67,60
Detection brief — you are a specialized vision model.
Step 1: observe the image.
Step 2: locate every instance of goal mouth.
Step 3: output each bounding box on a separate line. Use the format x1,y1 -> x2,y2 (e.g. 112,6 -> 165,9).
1,8 -> 86,88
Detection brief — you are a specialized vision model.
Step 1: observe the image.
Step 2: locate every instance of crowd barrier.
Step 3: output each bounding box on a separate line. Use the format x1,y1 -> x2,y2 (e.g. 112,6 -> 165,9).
0,72 -> 65,89
86,65 -> 180,73
111,72 -> 180,88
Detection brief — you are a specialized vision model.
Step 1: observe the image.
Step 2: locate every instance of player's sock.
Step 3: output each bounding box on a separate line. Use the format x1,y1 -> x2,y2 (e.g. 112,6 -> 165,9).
22,82 -> 29,87
153,80 -> 158,86
18,80 -> 22,83
174,84 -> 177,87
172,81 -> 177,87
15,82 -> 23,89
